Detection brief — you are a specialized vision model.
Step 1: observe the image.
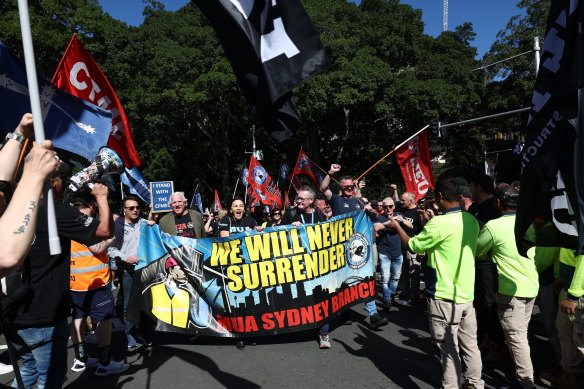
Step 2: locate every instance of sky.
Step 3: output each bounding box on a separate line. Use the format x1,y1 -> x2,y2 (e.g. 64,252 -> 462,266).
98,0 -> 524,58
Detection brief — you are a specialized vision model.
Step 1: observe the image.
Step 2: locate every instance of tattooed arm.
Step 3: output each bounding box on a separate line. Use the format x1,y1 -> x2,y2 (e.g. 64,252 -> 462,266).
87,237 -> 116,255
0,140 -> 58,277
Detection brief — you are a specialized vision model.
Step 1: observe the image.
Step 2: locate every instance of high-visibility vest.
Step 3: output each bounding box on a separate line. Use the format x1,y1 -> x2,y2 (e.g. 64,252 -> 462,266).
70,240 -> 110,291
150,283 -> 190,328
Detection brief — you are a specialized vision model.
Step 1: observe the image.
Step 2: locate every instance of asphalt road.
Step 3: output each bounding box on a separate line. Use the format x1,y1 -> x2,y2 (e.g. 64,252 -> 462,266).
0,298 -> 556,389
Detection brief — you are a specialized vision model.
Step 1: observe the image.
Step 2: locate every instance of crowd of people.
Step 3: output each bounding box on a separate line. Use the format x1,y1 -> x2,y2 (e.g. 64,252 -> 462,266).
0,114 -> 582,389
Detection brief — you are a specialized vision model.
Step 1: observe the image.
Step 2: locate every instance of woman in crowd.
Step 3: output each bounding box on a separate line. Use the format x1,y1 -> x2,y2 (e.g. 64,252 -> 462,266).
217,197 -> 262,349
265,208 -> 283,227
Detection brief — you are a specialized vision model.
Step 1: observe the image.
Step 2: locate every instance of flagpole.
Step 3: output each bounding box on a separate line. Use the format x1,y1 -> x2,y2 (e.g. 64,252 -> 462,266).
356,125 -> 429,181
18,0 -> 61,255
232,175 -> 239,200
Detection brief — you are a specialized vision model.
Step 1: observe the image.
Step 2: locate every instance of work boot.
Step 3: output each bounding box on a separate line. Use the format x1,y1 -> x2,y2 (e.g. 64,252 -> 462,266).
382,301 -> 391,313
369,314 -> 389,330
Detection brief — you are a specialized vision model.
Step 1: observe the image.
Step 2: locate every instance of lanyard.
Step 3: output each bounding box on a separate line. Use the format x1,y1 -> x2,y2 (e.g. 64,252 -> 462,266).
300,211 -> 314,224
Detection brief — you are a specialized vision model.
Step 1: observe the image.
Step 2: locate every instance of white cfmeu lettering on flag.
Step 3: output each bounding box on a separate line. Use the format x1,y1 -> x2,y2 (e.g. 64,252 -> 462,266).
69,62 -> 102,101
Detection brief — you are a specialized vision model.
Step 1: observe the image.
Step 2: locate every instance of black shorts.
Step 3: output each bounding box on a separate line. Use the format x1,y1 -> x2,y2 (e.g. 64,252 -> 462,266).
71,285 -> 115,323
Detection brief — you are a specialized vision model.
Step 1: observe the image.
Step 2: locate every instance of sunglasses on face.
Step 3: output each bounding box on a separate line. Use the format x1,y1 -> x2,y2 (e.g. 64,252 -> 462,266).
272,212 -> 281,216
382,205 -> 394,209
341,185 -> 355,190
125,206 -> 139,211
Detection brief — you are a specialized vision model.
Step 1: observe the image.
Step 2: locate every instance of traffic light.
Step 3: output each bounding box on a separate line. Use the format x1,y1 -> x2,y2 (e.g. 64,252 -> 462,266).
430,119 -> 441,137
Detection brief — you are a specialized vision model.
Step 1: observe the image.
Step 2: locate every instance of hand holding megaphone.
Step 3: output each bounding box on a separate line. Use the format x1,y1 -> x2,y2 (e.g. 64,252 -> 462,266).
68,147 -> 125,192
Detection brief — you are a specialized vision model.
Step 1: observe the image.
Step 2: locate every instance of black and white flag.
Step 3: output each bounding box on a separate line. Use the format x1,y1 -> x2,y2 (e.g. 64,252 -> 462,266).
515,0 -> 584,255
193,0 -> 329,142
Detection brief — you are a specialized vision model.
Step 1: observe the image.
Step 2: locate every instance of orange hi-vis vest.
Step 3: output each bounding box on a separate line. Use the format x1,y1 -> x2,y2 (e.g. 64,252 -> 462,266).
70,240 -> 110,291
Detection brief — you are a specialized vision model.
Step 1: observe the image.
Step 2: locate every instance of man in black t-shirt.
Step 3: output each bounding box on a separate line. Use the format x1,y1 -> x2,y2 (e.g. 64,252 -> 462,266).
321,164 -> 389,331
467,173 -> 506,362
397,191 -> 423,303
281,186 -> 330,348
374,198 -> 412,312
159,192 -> 206,239
6,164 -> 114,389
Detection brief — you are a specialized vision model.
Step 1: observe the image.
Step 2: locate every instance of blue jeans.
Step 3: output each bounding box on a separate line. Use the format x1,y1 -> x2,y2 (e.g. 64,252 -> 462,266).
379,253 -> 403,302
121,270 -> 135,334
11,319 -> 69,389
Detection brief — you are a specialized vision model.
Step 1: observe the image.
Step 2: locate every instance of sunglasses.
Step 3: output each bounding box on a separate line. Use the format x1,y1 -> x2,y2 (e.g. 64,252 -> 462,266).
272,212 -> 281,215
382,205 -> 395,209
124,206 -> 139,210
341,185 -> 355,190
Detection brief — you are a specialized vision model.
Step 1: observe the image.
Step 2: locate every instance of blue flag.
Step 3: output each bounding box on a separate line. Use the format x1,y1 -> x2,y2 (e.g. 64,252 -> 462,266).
121,167 -> 151,204
189,184 -> 204,213
0,42 -> 111,161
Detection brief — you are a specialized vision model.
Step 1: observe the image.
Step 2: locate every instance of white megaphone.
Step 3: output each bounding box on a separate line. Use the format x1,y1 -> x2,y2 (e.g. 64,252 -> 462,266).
68,147 -> 125,192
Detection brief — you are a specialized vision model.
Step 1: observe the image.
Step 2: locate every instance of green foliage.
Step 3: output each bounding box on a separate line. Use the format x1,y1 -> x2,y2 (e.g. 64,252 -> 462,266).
0,0 -> 543,203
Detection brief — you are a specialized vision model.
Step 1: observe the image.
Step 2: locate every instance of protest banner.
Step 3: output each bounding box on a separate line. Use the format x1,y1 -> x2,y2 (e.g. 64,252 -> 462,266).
129,211 -> 376,337
150,181 -> 174,213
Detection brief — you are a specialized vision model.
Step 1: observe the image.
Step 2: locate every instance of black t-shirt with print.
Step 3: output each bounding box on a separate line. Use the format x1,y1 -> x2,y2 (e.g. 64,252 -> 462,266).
15,201 -> 100,325
218,216 -> 257,235
174,213 -> 195,237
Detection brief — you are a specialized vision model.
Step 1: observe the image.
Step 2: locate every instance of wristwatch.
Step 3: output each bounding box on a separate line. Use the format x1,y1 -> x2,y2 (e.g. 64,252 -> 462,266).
5,132 -> 26,144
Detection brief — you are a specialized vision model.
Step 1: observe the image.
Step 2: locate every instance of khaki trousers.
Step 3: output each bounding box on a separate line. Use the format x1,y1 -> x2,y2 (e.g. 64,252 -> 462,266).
427,298 -> 484,389
496,294 -> 535,389
556,289 -> 584,375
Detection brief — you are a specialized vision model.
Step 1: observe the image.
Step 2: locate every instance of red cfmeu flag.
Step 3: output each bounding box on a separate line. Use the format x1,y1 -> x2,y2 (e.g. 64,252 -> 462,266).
293,148 -> 323,188
247,156 -> 283,209
214,190 -> 223,211
51,34 -> 141,168
395,129 -> 435,201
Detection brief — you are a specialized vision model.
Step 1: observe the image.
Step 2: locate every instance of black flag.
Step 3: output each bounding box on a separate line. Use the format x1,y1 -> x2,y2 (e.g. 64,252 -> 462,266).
515,0 -> 584,255
193,0 -> 329,142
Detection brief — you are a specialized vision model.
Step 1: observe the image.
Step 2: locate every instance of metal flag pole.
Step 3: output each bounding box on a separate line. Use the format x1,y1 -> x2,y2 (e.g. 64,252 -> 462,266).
18,0 -> 61,255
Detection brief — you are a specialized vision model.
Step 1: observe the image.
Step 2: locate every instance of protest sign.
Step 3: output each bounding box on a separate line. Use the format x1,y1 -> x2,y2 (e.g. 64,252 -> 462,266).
129,211 -> 376,337
150,181 -> 174,213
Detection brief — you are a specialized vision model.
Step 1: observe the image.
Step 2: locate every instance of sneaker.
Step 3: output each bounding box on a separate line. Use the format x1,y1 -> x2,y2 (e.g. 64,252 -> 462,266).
94,360 -> 130,377
382,301 -> 391,313
126,334 -> 138,349
369,313 -> 389,330
0,344 -> 8,350
0,362 -> 13,375
319,334 -> 331,349
71,357 -> 98,372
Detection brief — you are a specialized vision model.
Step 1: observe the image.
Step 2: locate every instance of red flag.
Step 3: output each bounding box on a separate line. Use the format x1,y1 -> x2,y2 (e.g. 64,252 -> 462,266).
395,129 -> 435,201
247,156 -> 283,208
293,148 -> 323,187
213,190 -> 223,211
52,34 -> 141,168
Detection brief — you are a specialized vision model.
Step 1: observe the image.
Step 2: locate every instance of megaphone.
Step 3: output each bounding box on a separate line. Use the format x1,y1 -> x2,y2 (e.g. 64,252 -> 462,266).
68,147 -> 125,192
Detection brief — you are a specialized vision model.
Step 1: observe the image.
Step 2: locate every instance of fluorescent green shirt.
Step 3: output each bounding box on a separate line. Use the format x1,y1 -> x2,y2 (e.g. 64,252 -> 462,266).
559,248 -> 584,301
408,208 -> 479,304
476,213 -> 539,298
